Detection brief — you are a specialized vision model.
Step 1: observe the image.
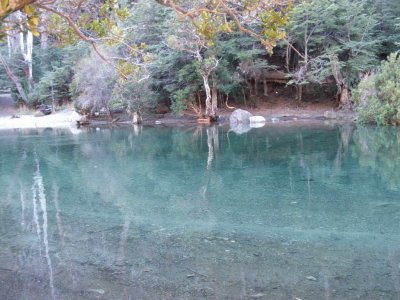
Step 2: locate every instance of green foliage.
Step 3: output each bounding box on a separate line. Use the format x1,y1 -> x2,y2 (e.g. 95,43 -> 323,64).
355,53 -> 400,125
172,63 -> 202,113
111,71 -> 159,113
369,0 -> 400,56
28,65 -> 72,105
287,0 -> 379,90
2,0 -> 399,117
28,45 -> 88,105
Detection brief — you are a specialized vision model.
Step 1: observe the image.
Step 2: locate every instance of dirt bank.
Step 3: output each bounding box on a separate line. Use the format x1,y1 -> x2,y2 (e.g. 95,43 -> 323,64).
0,99 -> 355,130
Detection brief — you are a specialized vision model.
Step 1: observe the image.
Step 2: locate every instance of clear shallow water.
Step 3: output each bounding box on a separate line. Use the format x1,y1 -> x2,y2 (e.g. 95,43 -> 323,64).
0,124 -> 399,299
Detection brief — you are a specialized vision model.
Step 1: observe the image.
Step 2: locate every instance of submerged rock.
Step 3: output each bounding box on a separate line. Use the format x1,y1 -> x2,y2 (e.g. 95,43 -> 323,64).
306,276 -> 317,281
249,293 -> 267,299
87,289 -> 105,295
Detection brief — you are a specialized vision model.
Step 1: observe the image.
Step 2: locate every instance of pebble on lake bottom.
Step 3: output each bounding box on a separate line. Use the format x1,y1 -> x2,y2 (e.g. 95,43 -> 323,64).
306,276 -> 317,281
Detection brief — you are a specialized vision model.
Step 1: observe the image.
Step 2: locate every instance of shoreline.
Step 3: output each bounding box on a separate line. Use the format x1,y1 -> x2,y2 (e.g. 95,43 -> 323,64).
0,106 -> 356,132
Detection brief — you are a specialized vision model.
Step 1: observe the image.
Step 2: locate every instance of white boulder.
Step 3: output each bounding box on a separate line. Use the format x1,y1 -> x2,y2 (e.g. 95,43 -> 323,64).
249,116 -> 266,123
230,109 -> 253,125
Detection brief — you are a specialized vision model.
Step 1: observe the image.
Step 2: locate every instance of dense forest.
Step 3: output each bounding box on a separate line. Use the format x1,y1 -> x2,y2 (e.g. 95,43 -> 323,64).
0,0 -> 400,124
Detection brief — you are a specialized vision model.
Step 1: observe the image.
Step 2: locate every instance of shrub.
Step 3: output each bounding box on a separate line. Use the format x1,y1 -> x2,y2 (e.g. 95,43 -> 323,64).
71,49 -> 117,115
354,52 -> 400,125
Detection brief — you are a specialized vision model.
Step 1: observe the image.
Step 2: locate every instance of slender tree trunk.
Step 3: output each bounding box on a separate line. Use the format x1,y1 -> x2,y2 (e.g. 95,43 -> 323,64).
296,85 -> 303,104
7,36 -> 12,57
51,81 -> 56,112
25,31 -> 33,90
242,88 -> 247,106
202,74 -> 212,117
41,29 -> 48,49
331,56 -> 351,110
211,80 -> 218,119
339,84 -> 351,109
17,12 -> 33,91
263,78 -> 268,96
0,53 -> 29,104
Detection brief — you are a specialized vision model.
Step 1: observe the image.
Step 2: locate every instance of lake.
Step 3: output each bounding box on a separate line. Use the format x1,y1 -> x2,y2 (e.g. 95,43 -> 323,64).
0,124 -> 399,299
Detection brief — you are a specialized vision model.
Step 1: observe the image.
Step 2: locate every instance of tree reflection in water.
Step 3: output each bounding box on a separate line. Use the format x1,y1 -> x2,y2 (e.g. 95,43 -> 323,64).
0,125 -> 400,299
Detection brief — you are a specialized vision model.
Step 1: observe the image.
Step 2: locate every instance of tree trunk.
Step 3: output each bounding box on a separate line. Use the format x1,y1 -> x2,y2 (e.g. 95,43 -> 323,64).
51,82 -> 56,113
7,36 -> 11,57
263,78 -> 268,96
202,74 -> 213,118
242,88 -> 247,106
296,85 -> 303,104
211,80 -> 218,119
330,57 -> 351,110
254,78 -> 258,96
26,31 -> 33,90
41,30 -> 48,49
0,53 -> 29,104
339,84 -> 351,110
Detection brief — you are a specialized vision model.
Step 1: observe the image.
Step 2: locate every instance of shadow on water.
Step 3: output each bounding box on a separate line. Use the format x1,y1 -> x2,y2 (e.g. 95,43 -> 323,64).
0,124 -> 400,299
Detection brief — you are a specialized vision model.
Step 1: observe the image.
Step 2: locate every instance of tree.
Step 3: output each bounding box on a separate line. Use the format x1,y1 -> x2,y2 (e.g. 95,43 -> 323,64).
286,0 -> 379,108
158,0 -> 291,118
0,51 -> 29,103
354,52 -> 400,125
369,0 -> 400,57
71,48 -> 117,116
154,0 -> 291,51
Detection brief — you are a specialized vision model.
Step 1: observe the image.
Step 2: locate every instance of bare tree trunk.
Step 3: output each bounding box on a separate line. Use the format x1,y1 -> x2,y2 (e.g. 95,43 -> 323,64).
41,29 -> 48,49
197,91 -> 202,115
225,94 -> 235,109
17,12 -> 33,90
26,31 -> 33,90
0,53 -> 29,104
263,78 -> 268,96
339,84 -> 351,109
242,88 -> 247,106
331,56 -> 352,110
296,85 -> 303,104
7,36 -> 12,57
202,74 -> 212,117
254,78 -> 258,96
211,80 -> 218,119
247,78 -> 253,96
51,81 -> 56,112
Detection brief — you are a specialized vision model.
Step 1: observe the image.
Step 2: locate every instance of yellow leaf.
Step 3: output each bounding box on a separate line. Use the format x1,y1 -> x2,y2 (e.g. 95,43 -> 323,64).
24,5 -> 36,16
29,16 -> 39,26
31,29 -> 40,37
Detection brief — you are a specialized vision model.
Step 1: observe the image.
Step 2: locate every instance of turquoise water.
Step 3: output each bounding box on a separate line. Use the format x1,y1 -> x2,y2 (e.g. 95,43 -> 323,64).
0,124 -> 399,299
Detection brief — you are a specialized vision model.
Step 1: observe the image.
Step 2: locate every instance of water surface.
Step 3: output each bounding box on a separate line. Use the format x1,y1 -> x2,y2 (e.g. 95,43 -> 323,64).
0,125 -> 399,299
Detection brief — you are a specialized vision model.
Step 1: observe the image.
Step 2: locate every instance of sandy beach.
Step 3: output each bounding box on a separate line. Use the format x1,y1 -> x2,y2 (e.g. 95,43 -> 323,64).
0,109 -> 83,130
